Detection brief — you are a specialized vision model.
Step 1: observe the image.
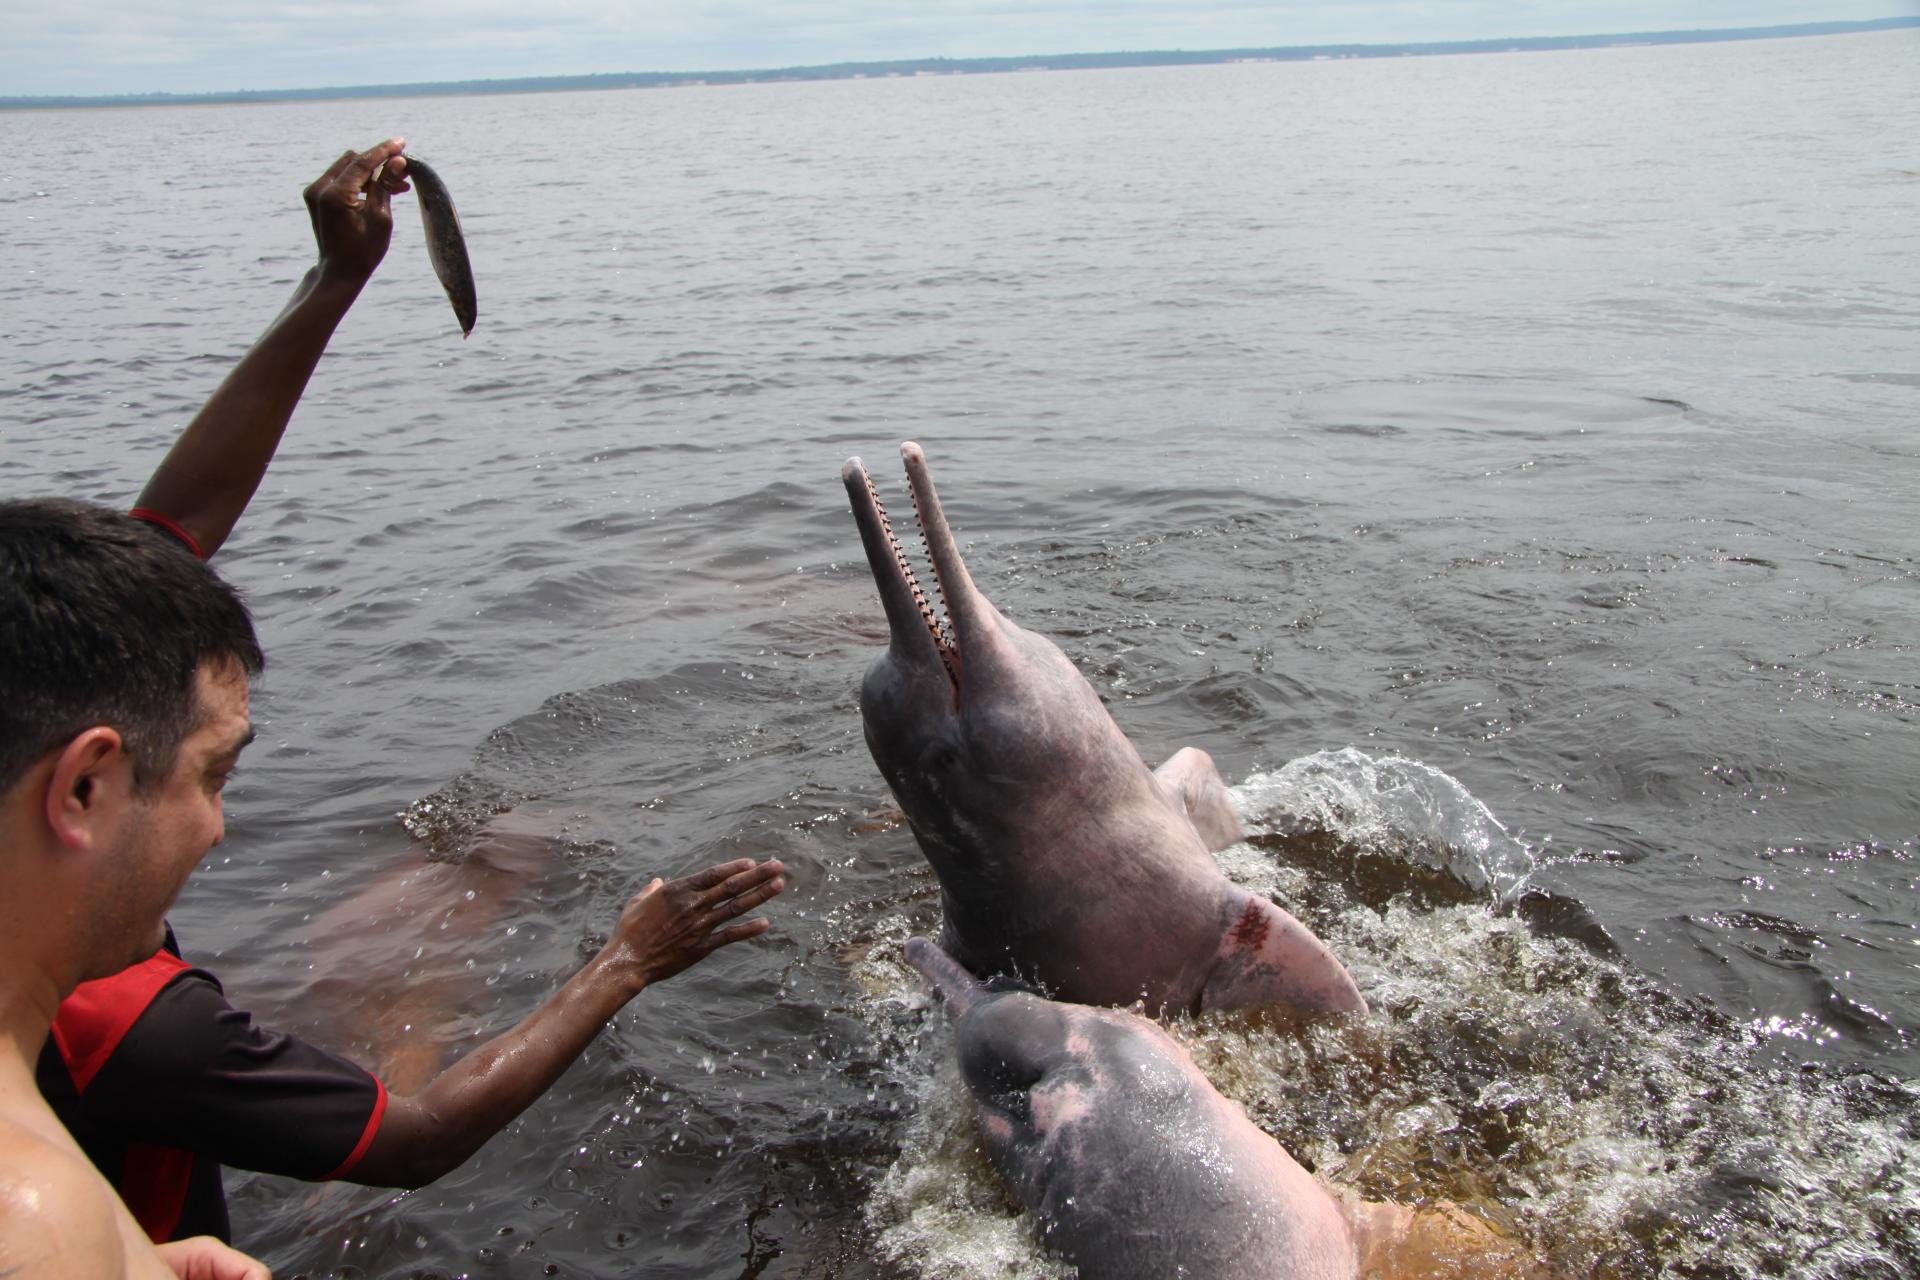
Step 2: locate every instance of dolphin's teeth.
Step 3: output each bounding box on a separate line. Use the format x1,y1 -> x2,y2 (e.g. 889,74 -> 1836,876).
906,481 -> 959,662
865,464 -> 957,684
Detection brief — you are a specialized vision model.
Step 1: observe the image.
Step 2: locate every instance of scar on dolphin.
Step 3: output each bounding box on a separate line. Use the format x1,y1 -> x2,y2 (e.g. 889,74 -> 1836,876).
843,442 -> 1365,1017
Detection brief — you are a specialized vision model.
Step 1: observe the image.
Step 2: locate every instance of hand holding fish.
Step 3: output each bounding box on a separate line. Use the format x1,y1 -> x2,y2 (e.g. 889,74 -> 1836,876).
131,137 -> 447,557
304,135 -> 409,288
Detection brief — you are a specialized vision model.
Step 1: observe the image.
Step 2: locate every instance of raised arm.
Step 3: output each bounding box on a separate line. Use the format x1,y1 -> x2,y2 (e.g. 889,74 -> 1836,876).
134,138 -> 410,558
346,858 -> 786,1189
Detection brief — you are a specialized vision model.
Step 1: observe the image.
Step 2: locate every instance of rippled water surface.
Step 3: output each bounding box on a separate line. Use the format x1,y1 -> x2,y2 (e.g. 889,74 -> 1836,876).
3,29 -> 1916,1279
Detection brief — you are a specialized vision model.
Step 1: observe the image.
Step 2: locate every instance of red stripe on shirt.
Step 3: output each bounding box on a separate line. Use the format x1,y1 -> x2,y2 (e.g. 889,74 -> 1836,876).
319,1076 -> 390,1181
127,507 -> 206,560
51,948 -> 192,1093
120,1143 -> 196,1243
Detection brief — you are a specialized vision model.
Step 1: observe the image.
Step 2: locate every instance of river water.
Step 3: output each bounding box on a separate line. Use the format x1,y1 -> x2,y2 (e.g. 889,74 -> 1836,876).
2,28 -> 1916,1279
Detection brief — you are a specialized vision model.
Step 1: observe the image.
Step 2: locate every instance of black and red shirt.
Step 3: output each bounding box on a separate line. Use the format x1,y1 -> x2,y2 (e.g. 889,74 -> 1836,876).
37,509 -> 386,1242
36,928 -> 388,1242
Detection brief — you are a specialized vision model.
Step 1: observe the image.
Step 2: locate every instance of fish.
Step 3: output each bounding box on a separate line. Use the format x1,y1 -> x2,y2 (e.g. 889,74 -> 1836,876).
400,156 -> 477,338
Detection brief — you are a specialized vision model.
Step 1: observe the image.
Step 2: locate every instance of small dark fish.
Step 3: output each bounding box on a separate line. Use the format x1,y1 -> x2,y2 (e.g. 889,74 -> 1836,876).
402,155 -> 477,338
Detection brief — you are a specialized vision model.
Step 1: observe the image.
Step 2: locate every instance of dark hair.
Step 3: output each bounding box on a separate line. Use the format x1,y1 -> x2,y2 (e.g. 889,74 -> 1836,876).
0,499 -> 265,793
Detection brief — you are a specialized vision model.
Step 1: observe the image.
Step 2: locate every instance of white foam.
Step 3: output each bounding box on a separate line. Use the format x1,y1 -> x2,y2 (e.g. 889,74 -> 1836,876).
866,1047 -> 1075,1279
1235,746 -> 1537,901
854,754 -> 1917,1277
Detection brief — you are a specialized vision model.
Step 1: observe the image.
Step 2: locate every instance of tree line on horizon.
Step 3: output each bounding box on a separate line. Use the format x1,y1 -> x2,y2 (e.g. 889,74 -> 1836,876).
5,17 -> 1914,110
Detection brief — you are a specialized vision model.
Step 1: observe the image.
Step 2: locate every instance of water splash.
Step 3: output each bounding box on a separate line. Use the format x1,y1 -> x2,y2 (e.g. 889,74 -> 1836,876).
1235,747 -> 1538,903
866,1054 -> 1074,1280
858,756 -> 1918,1279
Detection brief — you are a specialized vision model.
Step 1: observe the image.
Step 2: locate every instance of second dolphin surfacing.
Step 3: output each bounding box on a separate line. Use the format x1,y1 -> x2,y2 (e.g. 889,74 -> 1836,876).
906,938 -> 1548,1280
906,936 -> 1356,1279
843,443 -> 1364,1017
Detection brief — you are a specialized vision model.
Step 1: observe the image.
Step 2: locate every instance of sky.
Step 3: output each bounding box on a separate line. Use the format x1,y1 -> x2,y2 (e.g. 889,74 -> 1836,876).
7,1 -> 1914,98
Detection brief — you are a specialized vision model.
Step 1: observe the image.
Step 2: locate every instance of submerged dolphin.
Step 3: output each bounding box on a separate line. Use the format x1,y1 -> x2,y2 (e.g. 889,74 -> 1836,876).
907,937 -> 1356,1279
843,443 -> 1364,1016
397,155 -> 477,337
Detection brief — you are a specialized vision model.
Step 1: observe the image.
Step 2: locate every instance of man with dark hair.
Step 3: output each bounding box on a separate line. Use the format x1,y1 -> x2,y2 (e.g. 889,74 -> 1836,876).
0,502 -> 266,791
17,139 -> 785,1261
1,501 -> 270,1278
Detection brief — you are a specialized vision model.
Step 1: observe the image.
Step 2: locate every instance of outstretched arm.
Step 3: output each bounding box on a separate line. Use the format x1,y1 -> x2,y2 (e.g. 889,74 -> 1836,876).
346,858 -> 787,1189
134,137 -> 410,558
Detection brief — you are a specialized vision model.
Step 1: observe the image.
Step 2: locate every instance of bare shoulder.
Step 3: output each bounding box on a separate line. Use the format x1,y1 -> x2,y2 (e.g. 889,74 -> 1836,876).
0,1116 -> 131,1279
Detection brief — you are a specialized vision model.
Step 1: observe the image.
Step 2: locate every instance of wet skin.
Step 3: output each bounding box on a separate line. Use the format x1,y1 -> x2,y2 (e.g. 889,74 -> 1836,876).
908,938 -> 1356,1280
843,443 -> 1364,1016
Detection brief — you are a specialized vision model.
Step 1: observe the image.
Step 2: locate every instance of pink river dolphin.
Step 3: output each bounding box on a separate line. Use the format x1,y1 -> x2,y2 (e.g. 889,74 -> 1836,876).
843,443 -> 1364,1017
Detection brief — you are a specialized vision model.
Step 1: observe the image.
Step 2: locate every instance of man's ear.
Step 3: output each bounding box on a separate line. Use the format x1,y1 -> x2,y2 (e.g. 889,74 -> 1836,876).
44,728 -> 130,852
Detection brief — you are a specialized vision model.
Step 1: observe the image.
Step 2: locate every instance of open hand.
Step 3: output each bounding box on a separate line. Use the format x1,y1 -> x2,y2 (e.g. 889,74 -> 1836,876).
155,1235 -> 272,1280
304,136 -> 409,287
603,858 -> 786,991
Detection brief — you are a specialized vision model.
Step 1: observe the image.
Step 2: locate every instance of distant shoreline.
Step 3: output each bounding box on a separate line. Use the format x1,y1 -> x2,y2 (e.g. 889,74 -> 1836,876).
5,16 -> 1915,111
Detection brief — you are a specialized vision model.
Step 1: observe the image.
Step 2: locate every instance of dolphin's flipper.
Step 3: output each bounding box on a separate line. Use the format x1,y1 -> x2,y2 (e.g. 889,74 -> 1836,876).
1201,892 -> 1368,1015
1153,747 -> 1244,853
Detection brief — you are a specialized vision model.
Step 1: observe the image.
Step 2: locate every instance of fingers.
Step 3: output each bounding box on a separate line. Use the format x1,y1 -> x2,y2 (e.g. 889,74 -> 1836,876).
304,149 -> 357,211
699,916 -> 772,955
334,136 -> 405,199
653,859 -> 785,935
675,857 -> 760,893
618,859 -> 785,961
372,154 -> 410,206
701,859 -> 785,906
681,860 -> 785,929
365,174 -> 393,222
707,871 -> 786,921
306,137 -> 404,216
683,865 -> 784,957
609,858 -> 785,988
153,1235 -> 273,1280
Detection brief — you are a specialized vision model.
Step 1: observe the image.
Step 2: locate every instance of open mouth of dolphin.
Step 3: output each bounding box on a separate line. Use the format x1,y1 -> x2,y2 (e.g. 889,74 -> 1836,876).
842,443 -> 966,699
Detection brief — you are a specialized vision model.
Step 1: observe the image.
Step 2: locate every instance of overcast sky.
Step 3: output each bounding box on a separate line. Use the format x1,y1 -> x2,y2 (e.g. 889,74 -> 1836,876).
8,1 -> 1913,98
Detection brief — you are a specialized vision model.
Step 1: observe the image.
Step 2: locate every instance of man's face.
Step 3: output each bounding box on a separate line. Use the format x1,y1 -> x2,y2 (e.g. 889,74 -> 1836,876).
85,659 -> 253,974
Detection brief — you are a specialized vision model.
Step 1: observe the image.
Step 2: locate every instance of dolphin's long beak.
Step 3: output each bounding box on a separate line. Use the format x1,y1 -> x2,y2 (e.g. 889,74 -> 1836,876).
899,442 -> 996,660
906,937 -> 986,1018
842,447 -> 962,695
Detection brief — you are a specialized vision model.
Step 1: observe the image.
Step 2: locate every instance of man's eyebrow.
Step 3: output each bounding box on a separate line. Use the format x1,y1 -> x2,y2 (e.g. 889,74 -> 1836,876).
219,725 -> 258,759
